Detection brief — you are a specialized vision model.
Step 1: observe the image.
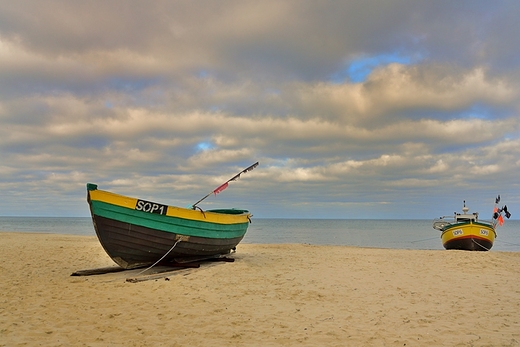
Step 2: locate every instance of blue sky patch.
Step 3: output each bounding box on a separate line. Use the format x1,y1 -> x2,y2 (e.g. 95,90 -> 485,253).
458,103 -> 495,120
331,53 -> 414,84
197,70 -> 210,79
196,141 -> 213,151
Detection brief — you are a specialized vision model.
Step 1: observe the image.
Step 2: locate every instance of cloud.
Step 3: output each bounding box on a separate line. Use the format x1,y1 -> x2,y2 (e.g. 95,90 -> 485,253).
0,0 -> 519,218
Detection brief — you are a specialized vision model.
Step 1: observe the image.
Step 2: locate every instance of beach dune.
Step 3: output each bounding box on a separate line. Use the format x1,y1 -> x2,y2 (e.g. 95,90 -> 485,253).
1,231 -> 519,346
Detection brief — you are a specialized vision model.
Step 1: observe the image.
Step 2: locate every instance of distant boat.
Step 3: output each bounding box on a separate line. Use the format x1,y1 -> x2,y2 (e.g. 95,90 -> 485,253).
432,197 -> 511,251
87,183 -> 252,269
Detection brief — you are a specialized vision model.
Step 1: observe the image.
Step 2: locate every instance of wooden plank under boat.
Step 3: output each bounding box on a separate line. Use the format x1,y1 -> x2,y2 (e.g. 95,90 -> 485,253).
87,183 -> 252,269
432,199 -> 510,251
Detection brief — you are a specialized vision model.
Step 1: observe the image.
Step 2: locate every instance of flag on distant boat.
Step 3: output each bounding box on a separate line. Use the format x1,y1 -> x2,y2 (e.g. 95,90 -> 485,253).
493,196 -> 512,227
503,205 -> 511,219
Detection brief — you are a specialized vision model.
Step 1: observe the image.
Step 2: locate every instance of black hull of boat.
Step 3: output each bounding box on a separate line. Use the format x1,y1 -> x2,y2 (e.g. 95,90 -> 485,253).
443,237 -> 493,251
92,215 -> 245,269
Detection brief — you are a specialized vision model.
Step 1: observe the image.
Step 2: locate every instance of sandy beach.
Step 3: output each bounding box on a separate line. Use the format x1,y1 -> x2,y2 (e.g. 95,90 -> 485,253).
1,231 -> 519,346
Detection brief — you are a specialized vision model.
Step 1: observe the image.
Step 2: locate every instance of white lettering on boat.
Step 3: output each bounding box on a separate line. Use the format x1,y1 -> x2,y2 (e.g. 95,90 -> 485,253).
452,229 -> 463,236
135,199 -> 167,215
480,229 -> 489,236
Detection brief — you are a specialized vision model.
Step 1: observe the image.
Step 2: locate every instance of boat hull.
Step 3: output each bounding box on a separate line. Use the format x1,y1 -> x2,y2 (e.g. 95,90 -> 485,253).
87,183 -> 251,269
441,222 -> 495,251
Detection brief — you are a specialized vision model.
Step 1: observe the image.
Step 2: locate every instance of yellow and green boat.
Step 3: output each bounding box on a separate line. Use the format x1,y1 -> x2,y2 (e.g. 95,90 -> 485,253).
432,199 -> 509,251
87,183 -> 252,269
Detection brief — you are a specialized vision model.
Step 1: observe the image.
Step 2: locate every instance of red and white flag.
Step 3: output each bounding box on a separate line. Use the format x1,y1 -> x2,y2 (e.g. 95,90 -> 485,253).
213,182 -> 228,195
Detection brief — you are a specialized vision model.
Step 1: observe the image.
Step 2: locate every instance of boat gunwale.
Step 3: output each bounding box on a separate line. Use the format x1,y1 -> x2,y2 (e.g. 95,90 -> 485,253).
87,184 -> 251,225
433,216 -> 494,230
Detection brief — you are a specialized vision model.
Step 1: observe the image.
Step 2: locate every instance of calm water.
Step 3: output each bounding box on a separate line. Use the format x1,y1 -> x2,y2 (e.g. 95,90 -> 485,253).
1,217 -> 519,252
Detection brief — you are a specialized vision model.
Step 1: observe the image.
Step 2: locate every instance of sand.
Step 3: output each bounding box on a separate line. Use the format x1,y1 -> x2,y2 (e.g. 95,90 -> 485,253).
1,232 -> 519,346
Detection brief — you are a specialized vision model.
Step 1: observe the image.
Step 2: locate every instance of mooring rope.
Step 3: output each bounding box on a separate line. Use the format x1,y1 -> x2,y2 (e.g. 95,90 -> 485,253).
135,239 -> 182,276
472,239 -> 491,251
411,236 -> 439,243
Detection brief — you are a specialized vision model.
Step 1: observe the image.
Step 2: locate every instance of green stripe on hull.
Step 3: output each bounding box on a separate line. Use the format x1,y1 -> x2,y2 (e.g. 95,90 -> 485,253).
90,200 -> 248,239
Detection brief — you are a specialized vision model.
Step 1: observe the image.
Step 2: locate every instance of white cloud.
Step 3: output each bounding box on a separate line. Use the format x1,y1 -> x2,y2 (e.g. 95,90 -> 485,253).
0,1 -> 519,218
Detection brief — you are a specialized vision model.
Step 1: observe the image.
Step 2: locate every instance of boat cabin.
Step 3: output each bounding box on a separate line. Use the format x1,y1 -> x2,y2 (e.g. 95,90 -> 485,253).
454,202 -> 478,223
432,201 -> 479,231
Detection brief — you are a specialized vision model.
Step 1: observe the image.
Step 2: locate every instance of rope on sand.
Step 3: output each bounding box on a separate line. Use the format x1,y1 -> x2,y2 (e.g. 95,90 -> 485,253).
135,239 -> 182,276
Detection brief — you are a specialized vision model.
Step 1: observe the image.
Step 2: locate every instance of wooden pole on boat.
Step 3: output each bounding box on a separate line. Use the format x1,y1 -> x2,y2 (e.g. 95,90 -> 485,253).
192,162 -> 259,209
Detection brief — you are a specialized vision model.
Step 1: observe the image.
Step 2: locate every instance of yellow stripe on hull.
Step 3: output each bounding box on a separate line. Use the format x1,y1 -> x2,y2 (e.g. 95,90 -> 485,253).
88,188 -> 250,225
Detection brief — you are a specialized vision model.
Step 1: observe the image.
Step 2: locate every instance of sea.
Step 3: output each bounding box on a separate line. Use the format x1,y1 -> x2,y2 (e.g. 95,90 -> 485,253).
1,217 -> 519,252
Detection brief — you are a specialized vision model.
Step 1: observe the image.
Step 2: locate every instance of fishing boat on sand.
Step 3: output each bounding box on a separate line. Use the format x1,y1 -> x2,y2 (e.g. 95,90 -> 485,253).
432,196 -> 511,251
87,163 -> 258,269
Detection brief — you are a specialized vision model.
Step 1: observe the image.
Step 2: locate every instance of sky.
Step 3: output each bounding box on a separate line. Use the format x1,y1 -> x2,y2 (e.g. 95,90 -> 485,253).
0,0 -> 519,219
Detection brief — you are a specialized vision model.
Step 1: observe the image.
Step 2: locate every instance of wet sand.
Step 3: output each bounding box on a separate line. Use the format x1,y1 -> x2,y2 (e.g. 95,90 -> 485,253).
1,231 -> 519,346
